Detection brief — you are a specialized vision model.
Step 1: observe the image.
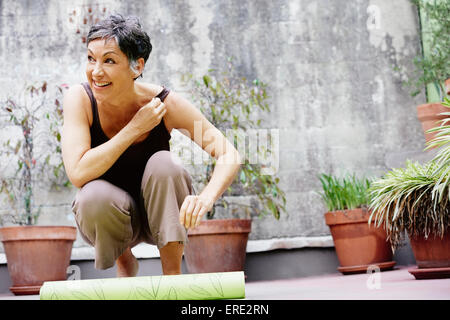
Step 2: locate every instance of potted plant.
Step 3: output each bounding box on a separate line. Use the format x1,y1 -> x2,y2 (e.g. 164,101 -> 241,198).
179,59 -> 286,274
407,0 -> 450,144
368,97 -> 450,279
318,173 -> 395,275
0,81 -> 77,295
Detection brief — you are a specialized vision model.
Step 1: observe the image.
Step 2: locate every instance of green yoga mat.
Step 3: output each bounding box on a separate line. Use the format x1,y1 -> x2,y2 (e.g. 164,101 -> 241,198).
40,271 -> 245,300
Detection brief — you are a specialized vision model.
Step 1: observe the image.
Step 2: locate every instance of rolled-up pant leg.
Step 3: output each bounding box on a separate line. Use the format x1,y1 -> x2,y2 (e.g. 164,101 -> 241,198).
140,151 -> 195,249
71,180 -> 137,270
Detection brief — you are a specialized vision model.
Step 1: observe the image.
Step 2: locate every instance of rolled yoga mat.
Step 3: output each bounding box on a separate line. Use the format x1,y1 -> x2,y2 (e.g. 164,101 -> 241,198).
40,271 -> 245,300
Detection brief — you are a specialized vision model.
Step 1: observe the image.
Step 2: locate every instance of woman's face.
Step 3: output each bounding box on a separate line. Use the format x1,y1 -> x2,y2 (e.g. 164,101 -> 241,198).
86,38 -> 137,101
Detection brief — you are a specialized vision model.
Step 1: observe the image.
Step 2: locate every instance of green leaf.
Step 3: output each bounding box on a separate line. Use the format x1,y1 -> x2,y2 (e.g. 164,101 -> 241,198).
240,170 -> 246,183
203,75 -> 211,88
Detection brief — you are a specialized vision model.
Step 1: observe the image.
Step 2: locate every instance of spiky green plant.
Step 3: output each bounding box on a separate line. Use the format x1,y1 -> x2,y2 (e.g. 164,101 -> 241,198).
368,160 -> 449,250
318,173 -> 372,212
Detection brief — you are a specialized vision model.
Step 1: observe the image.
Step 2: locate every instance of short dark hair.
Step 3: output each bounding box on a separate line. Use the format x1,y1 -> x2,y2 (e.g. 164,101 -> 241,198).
87,14 -> 152,78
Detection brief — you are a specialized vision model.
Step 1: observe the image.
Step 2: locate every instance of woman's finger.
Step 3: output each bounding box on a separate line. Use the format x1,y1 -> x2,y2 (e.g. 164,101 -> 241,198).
179,196 -> 190,225
157,104 -> 166,117
190,200 -> 204,227
150,97 -> 161,107
184,196 -> 197,228
194,206 -> 208,228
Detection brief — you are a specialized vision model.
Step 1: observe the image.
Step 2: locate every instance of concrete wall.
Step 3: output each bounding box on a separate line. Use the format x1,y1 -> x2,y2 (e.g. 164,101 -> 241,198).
0,0 -> 426,251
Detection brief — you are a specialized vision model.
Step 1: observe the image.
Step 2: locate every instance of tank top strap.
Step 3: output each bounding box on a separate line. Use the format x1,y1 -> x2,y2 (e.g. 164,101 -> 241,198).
156,86 -> 170,102
81,82 -> 101,128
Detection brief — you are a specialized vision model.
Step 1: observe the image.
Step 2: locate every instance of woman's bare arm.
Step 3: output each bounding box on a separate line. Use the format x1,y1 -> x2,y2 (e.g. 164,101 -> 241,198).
163,91 -> 241,228
61,85 -> 165,188
61,85 -> 140,188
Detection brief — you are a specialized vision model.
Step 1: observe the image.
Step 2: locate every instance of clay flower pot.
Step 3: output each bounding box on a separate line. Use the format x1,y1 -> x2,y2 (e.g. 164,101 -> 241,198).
408,230 -> 450,279
183,219 -> 251,274
417,103 -> 448,145
325,208 -> 395,274
0,225 -> 77,295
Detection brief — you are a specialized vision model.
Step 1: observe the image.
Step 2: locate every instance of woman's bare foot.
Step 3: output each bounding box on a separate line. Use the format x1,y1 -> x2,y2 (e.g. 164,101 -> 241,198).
116,247 -> 139,277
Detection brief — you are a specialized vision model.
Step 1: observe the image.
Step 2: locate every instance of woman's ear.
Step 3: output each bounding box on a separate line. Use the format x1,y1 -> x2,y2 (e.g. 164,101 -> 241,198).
135,57 -> 145,77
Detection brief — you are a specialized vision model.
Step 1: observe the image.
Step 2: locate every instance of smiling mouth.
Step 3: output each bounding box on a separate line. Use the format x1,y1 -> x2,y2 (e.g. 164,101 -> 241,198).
93,81 -> 112,88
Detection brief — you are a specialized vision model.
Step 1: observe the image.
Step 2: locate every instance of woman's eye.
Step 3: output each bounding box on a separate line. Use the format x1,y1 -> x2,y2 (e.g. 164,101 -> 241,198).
87,56 -> 95,62
105,58 -> 115,64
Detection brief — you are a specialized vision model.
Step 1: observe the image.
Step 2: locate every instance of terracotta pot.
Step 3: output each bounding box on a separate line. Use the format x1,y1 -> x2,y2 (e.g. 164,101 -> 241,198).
416,103 -> 448,145
408,230 -> 450,279
183,219 -> 251,274
324,208 -> 395,274
0,225 -> 77,295
445,78 -> 450,96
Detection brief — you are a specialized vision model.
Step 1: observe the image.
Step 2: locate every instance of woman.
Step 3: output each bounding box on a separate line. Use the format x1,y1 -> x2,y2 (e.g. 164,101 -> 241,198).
61,14 -> 241,277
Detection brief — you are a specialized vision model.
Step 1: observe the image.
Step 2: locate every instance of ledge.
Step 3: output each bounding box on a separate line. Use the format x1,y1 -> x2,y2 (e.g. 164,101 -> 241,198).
247,236 -> 333,253
0,236 -> 334,264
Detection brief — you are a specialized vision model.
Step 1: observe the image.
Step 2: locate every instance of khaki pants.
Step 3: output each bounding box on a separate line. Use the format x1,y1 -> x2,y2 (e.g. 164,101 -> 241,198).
71,151 -> 195,269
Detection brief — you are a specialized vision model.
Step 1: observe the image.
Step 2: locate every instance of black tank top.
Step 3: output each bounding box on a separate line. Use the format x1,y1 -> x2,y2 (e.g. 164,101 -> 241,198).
81,82 -> 171,201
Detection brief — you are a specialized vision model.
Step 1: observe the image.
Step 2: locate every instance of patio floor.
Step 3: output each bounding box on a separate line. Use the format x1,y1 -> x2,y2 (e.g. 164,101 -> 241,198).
244,265 -> 450,300
0,265 -> 448,300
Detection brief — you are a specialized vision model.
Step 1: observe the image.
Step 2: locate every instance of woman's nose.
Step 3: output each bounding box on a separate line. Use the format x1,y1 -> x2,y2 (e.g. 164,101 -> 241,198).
92,63 -> 104,77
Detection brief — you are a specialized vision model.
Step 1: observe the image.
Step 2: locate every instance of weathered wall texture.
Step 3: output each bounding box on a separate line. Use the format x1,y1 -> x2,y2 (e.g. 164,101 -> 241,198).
0,0 -> 426,248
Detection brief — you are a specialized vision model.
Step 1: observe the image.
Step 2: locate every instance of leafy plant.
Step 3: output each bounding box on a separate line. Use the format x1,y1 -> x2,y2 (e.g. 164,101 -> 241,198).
406,0 -> 450,102
369,96 -> 450,250
318,173 -> 372,212
180,58 -> 286,220
368,161 -> 449,250
0,82 -> 71,225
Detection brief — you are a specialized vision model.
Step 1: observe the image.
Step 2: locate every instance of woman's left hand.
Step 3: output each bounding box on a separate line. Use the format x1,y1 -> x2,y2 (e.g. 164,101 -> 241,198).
179,195 -> 215,229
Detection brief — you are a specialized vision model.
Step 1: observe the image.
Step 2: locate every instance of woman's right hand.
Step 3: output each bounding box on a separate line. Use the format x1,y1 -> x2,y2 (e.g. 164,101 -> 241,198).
129,97 -> 167,135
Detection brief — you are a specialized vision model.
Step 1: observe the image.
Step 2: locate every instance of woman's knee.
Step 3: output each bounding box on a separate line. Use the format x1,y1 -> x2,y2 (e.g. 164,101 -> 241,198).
73,180 -> 127,222
143,151 -> 187,182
